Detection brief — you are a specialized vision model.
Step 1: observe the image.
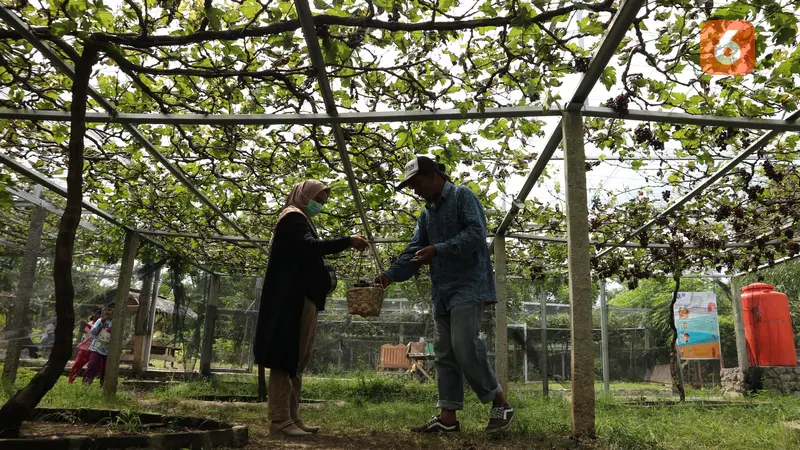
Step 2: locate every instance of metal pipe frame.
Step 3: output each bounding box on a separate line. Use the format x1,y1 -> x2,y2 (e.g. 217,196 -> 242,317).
7,186 -> 97,231
596,108 -> 800,258
136,227 -> 797,250
2,105 -> 798,132
734,252 -> 800,278
493,0 -> 645,241
0,152 -> 214,273
0,6 -> 268,257
294,0 -> 383,271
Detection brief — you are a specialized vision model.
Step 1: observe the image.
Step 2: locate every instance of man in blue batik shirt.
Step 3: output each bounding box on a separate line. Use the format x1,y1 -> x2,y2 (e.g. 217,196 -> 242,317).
375,156 -> 514,435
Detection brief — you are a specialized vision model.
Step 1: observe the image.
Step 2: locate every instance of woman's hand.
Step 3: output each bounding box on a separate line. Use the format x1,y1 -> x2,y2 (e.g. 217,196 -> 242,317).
350,235 -> 369,251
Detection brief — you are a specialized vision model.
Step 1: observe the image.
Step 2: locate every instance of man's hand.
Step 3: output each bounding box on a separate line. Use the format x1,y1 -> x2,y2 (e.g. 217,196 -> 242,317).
350,235 -> 369,251
410,245 -> 437,265
374,273 -> 390,289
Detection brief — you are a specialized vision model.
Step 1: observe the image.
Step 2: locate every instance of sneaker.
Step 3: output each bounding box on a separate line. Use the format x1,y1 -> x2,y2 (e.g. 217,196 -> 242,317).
486,405 -> 514,434
410,415 -> 461,433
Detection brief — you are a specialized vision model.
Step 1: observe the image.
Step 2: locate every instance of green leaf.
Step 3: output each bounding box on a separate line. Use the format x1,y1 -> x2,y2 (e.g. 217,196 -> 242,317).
51,20 -> 77,36
96,8 -> 114,28
631,159 -> 643,171
241,0 -> 261,19
207,7 -> 225,30
600,67 -> 616,91
668,92 -> 687,106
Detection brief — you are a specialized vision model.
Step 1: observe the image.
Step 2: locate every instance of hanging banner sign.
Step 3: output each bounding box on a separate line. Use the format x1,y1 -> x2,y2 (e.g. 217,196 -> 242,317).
673,292 -> 721,360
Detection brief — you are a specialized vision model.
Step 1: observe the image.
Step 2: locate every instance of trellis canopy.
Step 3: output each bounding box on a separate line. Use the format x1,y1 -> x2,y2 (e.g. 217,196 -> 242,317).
0,0 -> 798,285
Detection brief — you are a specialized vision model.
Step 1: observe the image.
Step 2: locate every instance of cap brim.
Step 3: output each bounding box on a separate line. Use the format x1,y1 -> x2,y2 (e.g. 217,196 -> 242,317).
396,172 -> 419,191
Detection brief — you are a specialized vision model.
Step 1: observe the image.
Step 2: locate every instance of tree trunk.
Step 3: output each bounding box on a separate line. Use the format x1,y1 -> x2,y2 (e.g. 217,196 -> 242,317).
0,42 -> 98,437
2,191 -> 45,386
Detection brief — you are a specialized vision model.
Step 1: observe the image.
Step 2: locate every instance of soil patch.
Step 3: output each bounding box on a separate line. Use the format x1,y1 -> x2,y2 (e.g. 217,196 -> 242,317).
0,408 -> 248,449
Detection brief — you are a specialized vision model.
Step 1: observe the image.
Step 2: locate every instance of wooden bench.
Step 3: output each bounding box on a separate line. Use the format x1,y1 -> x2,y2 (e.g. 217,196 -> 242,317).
120,344 -> 178,368
376,344 -> 411,371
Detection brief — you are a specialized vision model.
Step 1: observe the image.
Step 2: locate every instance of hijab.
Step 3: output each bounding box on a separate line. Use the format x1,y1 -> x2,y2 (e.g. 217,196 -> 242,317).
273,180 -> 330,235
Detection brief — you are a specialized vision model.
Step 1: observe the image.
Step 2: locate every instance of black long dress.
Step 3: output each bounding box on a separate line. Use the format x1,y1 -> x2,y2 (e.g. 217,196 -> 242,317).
253,211 -> 350,377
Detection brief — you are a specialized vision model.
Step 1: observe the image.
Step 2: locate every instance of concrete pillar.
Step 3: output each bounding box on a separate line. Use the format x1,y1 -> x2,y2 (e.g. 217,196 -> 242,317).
132,267 -> 154,375
540,289 -> 549,396
141,267 -> 161,371
493,234 -> 509,389
562,111 -> 595,438
1,187 -> 45,385
731,277 -> 749,372
103,230 -> 139,396
600,280 -> 610,392
200,274 -> 220,376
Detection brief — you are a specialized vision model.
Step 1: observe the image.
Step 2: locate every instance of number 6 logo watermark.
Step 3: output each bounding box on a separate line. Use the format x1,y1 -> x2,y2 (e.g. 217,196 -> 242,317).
700,20 -> 756,75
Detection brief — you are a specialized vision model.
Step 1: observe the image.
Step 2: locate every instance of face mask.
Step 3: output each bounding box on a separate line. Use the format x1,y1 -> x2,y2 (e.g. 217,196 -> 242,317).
305,200 -> 323,217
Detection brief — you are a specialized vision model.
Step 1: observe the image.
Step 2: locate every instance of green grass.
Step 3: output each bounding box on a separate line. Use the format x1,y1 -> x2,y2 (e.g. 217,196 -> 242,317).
0,365 -> 135,410
3,368 -> 800,448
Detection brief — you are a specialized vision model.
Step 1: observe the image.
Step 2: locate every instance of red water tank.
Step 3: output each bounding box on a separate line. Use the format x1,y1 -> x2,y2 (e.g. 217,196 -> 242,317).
741,283 -> 797,367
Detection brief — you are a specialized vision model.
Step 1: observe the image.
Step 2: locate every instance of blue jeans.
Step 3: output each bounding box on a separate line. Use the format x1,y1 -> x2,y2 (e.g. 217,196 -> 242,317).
434,302 -> 502,410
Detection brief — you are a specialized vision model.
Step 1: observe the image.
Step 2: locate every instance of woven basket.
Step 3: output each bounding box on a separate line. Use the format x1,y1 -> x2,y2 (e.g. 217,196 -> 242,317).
347,286 -> 385,317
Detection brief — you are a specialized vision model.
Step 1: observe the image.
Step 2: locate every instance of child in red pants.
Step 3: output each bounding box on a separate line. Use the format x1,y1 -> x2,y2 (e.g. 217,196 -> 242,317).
83,307 -> 113,386
68,309 -> 101,384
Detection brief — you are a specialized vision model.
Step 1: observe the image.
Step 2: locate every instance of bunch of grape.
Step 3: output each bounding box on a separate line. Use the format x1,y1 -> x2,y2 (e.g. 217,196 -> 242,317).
632,124 -> 663,149
354,278 -> 374,288
573,57 -> 591,73
746,186 -> 764,201
634,125 -> 652,144
763,160 -> 784,183
788,242 -> 800,256
346,29 -> 366,49
604,94 -> 630,116
715,204 -> 732,221
715,127 -> 735,147
734,206 -> 745,219
589,217 -> 602,231
662,190 -> 671,201
655,215 -> 670,227
785,229 -> 795,240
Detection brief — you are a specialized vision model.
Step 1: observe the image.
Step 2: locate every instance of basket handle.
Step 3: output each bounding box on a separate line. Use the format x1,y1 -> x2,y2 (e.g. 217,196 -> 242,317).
353,248 -> 385,288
